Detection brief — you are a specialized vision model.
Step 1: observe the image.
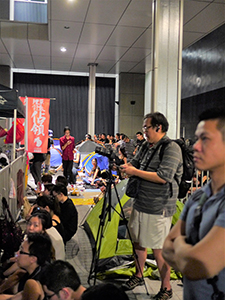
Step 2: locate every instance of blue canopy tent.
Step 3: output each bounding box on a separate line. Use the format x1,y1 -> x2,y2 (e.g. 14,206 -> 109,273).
82,152 -> 109,175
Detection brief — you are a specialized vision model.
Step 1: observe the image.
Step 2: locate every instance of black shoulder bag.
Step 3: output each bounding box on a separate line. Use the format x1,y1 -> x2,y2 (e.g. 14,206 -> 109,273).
125,143 -> 160,198
0,197 -> 24,261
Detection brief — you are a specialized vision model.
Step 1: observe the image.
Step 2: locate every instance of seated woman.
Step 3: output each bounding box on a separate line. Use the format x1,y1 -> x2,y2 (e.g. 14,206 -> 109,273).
83,158 -> 102,186
36,195 -> 65,243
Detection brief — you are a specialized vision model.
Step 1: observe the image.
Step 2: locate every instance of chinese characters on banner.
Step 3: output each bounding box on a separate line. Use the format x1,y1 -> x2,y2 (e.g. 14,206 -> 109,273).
26,97 -> 50,153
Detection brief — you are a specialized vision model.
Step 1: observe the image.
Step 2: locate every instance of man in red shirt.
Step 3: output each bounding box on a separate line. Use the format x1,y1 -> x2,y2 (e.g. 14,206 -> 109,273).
60,126 -> 75,184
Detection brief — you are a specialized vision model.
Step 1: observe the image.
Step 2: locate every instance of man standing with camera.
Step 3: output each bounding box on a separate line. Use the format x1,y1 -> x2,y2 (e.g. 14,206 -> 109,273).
121,112 -> 183,300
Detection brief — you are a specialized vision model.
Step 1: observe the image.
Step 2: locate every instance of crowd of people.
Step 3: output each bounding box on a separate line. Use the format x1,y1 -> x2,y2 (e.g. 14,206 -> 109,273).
0,108 -> 224,300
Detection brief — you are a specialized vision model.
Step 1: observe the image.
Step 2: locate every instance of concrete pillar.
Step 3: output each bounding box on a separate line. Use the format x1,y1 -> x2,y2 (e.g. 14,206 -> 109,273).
145,0 -> 183,139
119,73 -> 145,139
87,63 -> 97,138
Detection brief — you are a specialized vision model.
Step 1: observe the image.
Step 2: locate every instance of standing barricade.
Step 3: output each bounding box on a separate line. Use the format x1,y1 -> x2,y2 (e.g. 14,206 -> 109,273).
0,152 -> 27,220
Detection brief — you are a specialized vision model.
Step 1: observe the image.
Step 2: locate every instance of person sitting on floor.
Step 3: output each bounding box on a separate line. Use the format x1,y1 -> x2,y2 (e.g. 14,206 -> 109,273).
36,195 -> 65,243
83,158 -> 101,186
40,260 -> 86,300
56,175 -> 68,187
0,210 -> 53,294
52,183 -> 78,243
0,233 -> 52,300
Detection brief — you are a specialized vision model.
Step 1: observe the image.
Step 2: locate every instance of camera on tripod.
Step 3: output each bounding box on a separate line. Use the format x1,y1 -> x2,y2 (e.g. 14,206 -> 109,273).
95,145 -> 113,159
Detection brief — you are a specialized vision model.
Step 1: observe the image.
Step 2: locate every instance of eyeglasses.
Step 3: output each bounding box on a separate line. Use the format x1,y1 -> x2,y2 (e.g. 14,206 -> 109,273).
45,293 -> 56,300
18,249 -> 31,256
142,125 -> 153,132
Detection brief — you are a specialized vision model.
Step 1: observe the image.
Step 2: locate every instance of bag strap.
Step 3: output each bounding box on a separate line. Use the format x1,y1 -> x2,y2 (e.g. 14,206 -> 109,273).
140,142 -> 164,171
2,197 -> 15,223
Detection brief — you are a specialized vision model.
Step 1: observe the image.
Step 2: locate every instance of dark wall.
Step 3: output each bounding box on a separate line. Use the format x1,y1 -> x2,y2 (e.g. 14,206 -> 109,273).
13,73 -> 115,142
0,0 -> 9,20
181,23 -> 225,139
182,23 -> 225,99
181,87 -> 225,141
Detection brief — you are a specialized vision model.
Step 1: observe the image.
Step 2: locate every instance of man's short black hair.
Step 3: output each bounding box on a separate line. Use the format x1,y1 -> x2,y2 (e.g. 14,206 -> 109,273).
82,283 -> 129,300
43,183 -> 55,193
41,174 -> 52,183
136,131 -> 143,136
40,260 -> 81,293
27,233 -> 52,265
199,107 -> 225,141
36,194 -> 60,217
52,183 -> 68,196
64,126 -> 70,133
144,112 -> 169,133
56,175 -> 68,187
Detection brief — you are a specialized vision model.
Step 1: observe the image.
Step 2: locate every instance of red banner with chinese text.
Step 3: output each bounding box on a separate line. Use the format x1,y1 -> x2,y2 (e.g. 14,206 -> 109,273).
27,97 -> 50,153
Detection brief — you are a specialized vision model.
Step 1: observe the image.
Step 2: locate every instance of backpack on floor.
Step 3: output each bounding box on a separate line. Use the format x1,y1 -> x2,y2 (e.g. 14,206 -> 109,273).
160,138 -> 195,199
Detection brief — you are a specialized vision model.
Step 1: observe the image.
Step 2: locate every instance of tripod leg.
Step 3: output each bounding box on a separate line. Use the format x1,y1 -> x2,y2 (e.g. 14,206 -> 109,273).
113,182 -> 149,295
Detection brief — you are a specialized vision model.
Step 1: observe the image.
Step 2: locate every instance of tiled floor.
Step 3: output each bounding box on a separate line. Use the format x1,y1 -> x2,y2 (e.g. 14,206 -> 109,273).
65,204 -> 183,300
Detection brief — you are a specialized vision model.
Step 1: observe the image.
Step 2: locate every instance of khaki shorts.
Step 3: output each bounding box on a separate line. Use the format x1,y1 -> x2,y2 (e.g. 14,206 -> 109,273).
127,208 -> 172,249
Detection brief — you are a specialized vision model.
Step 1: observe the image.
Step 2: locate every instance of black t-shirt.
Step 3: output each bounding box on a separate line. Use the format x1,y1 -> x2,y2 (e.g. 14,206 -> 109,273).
18,263 -> 49,292
59,198 -> 78,242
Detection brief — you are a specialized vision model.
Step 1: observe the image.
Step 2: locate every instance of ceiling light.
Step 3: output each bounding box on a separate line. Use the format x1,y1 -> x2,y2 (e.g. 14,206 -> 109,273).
60,47 -> 67,52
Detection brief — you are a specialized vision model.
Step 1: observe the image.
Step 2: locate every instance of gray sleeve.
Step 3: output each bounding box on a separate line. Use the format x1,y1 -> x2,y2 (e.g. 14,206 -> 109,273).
157,142 -> 183,183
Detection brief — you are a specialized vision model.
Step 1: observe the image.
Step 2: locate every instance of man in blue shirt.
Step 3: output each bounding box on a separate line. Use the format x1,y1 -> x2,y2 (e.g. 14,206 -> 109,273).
163,108 -> 225,300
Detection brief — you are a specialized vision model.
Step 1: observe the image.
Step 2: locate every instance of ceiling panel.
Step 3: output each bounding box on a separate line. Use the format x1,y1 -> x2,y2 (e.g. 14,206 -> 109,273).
1,22 -> 28,39
183,1 -> 212,26
132,28 -> 152,49
118,0 -> 152,27
86,0 -> 131,25
51,20 -> 83,43
50,0 -> 90,22
13,55 -> 34,68
1,39 -> 30,56
33,56 -> 51,70
184,2 -> 225,33
0,53 -> 15,67
106,26 -> 147,47
97,45 -> 128,61
79,23 -> 115,45
183,31 -> 205,49
29,40 -> 50,56
75,43 -> 102,61
0,39 -> 7,54
120,47 -> 150,62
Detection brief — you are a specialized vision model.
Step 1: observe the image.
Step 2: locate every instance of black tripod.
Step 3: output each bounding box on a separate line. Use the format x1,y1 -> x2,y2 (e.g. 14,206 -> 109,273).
87,165 -> 149,295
